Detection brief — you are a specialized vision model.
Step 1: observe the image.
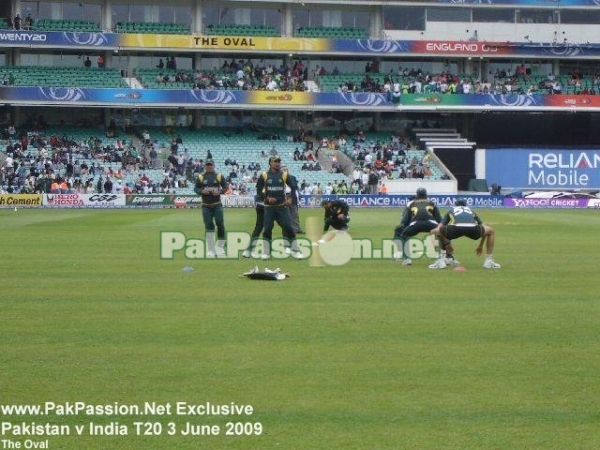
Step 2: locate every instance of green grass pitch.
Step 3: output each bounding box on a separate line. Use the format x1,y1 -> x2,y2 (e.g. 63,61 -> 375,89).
1,207 -> 599,450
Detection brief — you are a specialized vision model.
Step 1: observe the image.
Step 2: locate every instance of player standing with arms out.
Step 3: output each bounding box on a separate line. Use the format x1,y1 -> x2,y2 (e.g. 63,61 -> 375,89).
194,159 -> 228,258
430,199 -> 501,269
392,187 -> 457,268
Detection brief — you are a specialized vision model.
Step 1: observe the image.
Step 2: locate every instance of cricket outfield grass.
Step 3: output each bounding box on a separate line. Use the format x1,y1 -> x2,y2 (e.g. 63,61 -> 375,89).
1,207 -> 599,450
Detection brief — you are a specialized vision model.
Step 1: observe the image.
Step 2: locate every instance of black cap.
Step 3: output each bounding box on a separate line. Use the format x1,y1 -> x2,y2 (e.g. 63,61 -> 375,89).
269,155 -> 281,164
455,198 -> 467,206
205,159 -> 214,165
416,187 -> 427,199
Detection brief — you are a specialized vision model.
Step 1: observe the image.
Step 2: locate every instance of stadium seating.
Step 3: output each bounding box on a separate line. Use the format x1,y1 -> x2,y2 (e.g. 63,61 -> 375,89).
8,122 -> 446,196
134,68 -> 240,90
114,22 -> 190,35
317,72 -> 387,92
33,19 -> 101,32
205,24 -> 279,37
128,127 -> 358,194
295,26 -> 367,39
0,66 -> 129,89
317,71 -> 599,94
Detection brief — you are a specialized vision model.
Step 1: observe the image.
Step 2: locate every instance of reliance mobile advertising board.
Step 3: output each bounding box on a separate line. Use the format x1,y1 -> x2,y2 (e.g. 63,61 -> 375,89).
486,148 -> 600,190
300,195 -> 505,208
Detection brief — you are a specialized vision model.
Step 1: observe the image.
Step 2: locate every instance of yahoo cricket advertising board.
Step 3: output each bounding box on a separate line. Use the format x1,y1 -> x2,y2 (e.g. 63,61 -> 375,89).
486,148 -> 600,189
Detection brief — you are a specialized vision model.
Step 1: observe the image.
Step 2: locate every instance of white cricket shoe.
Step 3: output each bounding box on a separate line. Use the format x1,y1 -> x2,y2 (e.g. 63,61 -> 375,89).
393,251 -> 402,261
206,251 -> 216,258
317,239 -> 327,245
402,258 -> 412,266
284,247 -> 292,255
428,259 -> 447,269
445,257 -> 461,266
261,253 -> 270,260
242,250 -> 252,258
483,259 -> 501,269
291,251 -> 305,260
216,248 -> 226,257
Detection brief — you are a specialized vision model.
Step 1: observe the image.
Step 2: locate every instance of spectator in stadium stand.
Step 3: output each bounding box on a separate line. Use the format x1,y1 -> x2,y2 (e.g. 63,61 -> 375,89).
19,134 -> 28,151
103,177 -> 113,193
430,199 -> 501,270
85,179 -> 94,193
84,57 -> 92,68
24,14 -> 33,30
368,169 -> 379,194
13,14 -> 21,30
167,56 -> 177,70
3,153 -> 14,175
97,55 -> 105,68
194,159 -> 228,258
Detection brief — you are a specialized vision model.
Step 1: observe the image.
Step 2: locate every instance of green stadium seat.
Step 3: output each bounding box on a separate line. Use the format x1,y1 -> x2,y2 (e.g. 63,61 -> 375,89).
468,179 -> 489,192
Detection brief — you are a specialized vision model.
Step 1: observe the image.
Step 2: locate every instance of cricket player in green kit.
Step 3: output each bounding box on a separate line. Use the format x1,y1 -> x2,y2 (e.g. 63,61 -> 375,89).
393,187 -> 457,269
194,159 -> 228,257
255,156 -> 305,260
430,198 -> 501,269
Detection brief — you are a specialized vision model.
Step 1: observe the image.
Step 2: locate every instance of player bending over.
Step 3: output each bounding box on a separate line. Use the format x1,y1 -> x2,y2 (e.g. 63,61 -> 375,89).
430,198 -> 501,269
316,199 -> 350,245
393,187 -> 457,268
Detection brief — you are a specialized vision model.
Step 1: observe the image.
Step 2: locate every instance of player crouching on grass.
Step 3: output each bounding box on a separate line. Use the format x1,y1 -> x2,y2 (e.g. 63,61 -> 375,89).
316,199 -> 350,245
393,187 -> 458,268
429,198 -> 501,269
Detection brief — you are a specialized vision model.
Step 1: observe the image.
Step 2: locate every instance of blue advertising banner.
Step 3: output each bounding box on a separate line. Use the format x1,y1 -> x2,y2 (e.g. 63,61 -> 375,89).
3,30 -> 600,59
0,87 -> 395,109
486,148 -> 600,189
1,87 -> 596,112
0,30 -> 117,47
436,0 -> 599,5
300,194 -> 505,208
